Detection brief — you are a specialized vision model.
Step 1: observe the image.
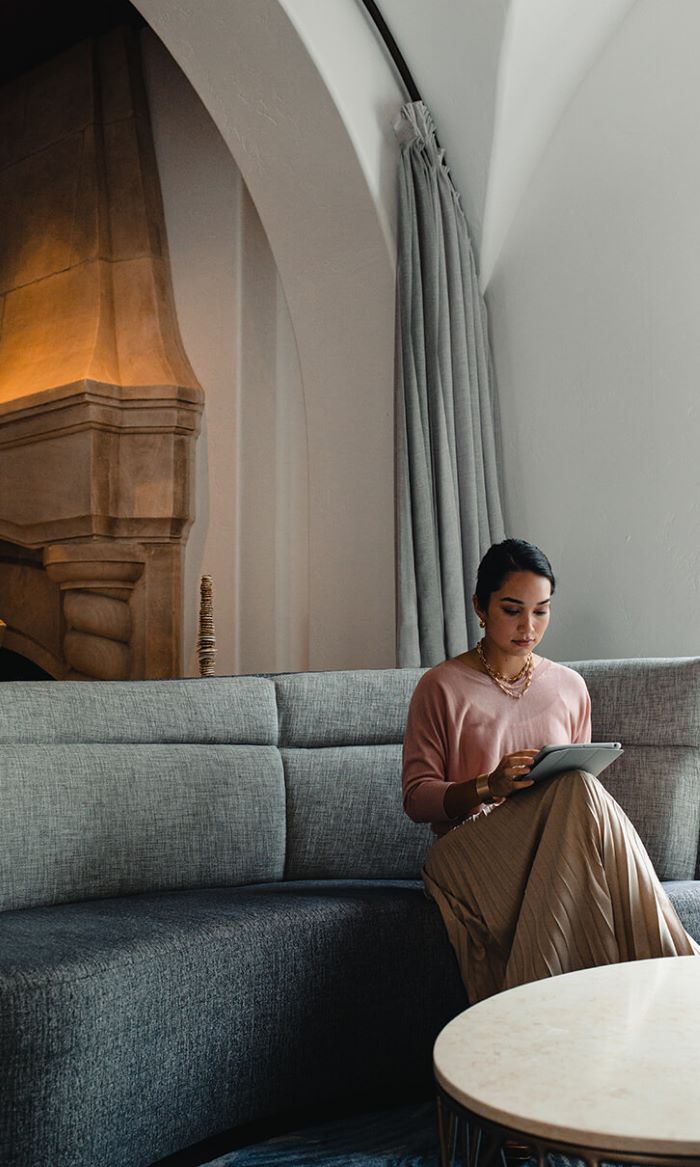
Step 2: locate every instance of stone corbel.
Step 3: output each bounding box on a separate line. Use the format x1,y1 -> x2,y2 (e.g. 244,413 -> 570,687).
44,544 -> 146,681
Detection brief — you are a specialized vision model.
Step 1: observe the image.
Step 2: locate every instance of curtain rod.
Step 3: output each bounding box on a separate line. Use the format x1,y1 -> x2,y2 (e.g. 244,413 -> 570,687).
358,0 -> 421,103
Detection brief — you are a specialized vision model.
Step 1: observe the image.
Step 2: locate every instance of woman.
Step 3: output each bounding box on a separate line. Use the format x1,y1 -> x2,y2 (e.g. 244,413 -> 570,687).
402,538 -> 698,1004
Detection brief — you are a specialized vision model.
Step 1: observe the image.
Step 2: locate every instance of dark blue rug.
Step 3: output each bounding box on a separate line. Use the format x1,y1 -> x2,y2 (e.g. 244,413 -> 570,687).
204,1101 -> 441,1166
203,1102 -> 633,1167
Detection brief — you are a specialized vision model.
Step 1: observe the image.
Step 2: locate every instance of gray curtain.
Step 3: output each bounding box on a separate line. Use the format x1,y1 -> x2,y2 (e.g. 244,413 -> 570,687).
395,101 -> 504,667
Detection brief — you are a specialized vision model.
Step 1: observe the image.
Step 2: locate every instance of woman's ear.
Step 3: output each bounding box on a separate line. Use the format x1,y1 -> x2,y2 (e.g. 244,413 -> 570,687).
472,594 -> 486,628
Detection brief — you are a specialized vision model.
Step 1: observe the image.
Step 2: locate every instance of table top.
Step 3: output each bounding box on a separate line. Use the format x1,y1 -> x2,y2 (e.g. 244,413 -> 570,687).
433,956 -> 700,1155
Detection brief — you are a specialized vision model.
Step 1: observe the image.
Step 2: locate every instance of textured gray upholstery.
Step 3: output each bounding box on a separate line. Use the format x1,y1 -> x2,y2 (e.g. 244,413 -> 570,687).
276,670 -> 432,880
567,658 -> 700,880
0,676 -> 278,744
664,880 -> 700,941
275,669 -> 425,747
0,660 -> 698,1167
0,882 -> 466,1167
283,745 -> 432,879
571,657 -> 700,746
0,744 -> 286,912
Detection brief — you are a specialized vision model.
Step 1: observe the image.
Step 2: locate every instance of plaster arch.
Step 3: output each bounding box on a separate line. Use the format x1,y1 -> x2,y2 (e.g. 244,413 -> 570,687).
131,0 -> 404,670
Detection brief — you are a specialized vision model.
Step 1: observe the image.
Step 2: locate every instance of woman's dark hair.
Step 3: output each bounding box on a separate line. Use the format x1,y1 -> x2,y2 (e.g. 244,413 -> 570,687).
475,539 -> 555,612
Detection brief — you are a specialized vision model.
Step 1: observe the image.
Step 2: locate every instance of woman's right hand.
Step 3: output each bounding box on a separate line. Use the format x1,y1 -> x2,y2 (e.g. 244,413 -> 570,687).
487,749 -> 538,799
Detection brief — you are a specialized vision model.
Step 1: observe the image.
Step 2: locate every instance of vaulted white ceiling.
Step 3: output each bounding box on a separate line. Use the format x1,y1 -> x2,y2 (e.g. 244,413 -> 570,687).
375,0 -> 638,286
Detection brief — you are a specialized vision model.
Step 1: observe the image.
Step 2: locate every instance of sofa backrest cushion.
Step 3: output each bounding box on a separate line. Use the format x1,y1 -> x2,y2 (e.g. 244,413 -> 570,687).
567,658 -> 700,880
3,659 -> 699,905
275,670 -> 423,747
276,671 -> 433,879
0,679 -> 285,911
1,745 -> 285,912
0,677 -> 279,744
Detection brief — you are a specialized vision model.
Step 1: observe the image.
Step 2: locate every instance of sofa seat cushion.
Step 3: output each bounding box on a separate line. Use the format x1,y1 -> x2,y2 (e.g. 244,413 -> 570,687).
663,880 -> 700,943
0,881 -> 466,1167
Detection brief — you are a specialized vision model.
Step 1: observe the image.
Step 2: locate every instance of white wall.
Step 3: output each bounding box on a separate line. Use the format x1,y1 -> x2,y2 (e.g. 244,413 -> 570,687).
236,191 -> 309,675
486,0 -> 700,661
479,0 -> 636,287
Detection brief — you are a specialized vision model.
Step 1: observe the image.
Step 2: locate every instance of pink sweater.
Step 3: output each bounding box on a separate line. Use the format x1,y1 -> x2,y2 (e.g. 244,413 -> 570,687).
402,657 -> 592,836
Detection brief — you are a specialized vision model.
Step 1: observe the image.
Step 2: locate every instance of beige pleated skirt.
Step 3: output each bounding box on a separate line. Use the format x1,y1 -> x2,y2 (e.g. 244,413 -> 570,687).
422,771 -> 700,1004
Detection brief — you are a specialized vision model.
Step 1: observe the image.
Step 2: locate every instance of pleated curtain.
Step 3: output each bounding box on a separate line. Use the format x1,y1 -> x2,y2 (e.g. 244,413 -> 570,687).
395,101 -> 504,667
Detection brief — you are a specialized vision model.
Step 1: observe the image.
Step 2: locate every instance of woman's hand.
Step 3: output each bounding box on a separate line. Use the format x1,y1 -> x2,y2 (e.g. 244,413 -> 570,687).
445,750 -> 539,820
487,749 -> 538,800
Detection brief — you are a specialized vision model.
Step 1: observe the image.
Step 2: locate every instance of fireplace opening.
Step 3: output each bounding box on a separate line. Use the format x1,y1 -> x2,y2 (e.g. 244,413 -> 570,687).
0,648 -> 53,682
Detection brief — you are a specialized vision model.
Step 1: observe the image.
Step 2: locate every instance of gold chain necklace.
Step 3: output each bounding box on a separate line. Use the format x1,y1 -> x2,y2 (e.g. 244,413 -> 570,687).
476,640 -> 534,700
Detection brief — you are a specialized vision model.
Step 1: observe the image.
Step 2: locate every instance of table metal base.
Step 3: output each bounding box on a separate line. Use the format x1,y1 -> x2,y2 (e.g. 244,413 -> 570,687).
436,1084 -> 700,1167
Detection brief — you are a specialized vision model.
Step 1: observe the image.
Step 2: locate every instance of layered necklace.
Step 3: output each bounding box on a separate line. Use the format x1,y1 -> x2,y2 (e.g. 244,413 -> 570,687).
476,639 -> 534,700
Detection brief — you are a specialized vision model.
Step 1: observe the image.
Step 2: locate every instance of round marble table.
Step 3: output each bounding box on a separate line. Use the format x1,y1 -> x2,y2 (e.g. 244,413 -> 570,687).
433,956 -> 700,1166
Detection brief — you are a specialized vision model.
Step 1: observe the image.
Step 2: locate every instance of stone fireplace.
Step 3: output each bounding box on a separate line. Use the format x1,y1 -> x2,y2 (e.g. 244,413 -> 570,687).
0,23 -> 203,679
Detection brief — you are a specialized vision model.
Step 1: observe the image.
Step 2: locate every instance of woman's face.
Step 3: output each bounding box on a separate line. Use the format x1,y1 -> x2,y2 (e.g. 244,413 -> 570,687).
475,571 -> 552,658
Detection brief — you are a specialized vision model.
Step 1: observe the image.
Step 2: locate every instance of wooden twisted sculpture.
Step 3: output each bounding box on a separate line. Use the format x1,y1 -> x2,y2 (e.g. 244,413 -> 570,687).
197,575 -> 216,677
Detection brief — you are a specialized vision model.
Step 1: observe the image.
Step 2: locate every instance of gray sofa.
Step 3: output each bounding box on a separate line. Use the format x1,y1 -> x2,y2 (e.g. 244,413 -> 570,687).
1,658 -> 699,1167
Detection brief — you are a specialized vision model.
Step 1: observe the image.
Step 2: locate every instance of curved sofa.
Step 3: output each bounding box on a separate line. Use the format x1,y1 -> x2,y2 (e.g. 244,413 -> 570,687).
1,658 -> 699,1166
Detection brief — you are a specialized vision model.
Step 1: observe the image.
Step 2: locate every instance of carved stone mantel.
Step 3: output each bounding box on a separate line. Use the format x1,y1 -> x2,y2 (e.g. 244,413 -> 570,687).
0,380 -> 202,547
0,28 -> 203,679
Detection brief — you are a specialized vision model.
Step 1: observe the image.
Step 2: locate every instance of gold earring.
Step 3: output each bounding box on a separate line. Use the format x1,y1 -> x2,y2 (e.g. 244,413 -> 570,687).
479,619 -> 485,629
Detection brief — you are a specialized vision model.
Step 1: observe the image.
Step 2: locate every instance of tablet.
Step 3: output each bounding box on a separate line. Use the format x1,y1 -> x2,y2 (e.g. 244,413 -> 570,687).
527,742 -> 623,783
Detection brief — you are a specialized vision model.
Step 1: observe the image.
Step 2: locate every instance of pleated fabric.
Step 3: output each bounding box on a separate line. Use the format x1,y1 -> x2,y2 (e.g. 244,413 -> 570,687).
394,101 -> 504,668
422,771 -> 700,1004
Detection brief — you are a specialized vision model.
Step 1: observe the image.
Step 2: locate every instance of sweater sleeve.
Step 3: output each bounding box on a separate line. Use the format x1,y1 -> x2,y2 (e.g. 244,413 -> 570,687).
572,679 -> 592,744
401,674 -> 458,825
